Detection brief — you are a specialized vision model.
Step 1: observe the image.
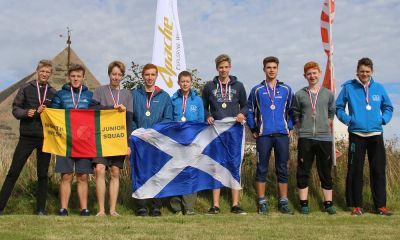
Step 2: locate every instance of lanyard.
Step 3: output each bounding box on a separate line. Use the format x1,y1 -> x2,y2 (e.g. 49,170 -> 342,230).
146,90 -> 155,110
363,82 -> 370,106
71,86 -> 83,109
36,80 -> 48,106
108,85 -> 120,106
217,79 -> 231,101
265,80 -> 276,105
182,95 -> 188,115
307,85 -> 321,114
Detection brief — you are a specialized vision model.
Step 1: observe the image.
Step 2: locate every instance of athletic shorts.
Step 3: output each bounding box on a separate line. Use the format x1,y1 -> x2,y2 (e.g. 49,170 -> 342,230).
92,155 -> 126,169
55,156 -> 93,174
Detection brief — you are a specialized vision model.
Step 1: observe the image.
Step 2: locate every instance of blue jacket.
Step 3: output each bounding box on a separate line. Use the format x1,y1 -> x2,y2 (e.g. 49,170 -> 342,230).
52,83 -> 93,109
247,80 -> 294,136
171,89 -> 204,122
132,85 -> 173,130
336,78 -> 393,133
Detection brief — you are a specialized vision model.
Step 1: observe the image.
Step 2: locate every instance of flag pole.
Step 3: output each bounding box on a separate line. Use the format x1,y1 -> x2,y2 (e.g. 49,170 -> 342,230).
328,0 -> 337,167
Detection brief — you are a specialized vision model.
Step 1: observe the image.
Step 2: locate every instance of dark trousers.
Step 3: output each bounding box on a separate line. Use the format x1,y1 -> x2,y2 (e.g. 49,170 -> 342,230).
137,198 -> 162,210
296,138 -> 333,190
0,137 -> 51,211
346,133 -> 387,208
255,135 -> 289,183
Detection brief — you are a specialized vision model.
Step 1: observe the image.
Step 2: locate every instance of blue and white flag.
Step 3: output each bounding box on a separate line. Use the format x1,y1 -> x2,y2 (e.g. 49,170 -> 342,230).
130,118 -> 245,199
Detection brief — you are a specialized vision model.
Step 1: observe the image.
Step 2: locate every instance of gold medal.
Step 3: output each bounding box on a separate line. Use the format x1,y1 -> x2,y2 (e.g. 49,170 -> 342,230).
222,102 -> 227,109
145,110 -> 151,117
181,116 -> 187,122
270,104 -> 276,110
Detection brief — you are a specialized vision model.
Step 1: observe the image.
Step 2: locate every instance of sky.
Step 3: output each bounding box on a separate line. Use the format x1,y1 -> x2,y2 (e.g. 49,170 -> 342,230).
0,0 -> 399,137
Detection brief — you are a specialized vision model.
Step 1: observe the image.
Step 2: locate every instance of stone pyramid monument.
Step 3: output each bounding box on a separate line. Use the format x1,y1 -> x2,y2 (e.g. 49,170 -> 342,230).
0,47 -> 100,140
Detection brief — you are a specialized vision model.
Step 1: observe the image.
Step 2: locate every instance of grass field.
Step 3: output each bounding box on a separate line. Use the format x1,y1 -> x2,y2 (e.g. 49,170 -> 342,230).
0,212 -> 399,240
1,137 -> 399,239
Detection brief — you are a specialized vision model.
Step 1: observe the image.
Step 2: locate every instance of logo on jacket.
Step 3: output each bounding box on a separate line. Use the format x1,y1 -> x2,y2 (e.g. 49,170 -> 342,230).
190,105 -> 197,112
372,95 -> 380,101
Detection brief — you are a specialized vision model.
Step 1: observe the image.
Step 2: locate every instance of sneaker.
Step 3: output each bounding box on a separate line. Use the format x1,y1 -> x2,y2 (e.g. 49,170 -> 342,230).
325,206 -> 337,215
80,209 -> 90,216
36,210 -> 48,216
231,206 -> 247,215
351,207 -> 363,216
174,210 -> 183,216
151,208 -> 162,217
278,203 -> 294,215
207,206 -> 220,214
185,210 -> 196,215
377,207 -> 393,216
58,208 -> 68,216
258,202 -> 269,215
300,205 -> 310,214
136,208 -> 148,217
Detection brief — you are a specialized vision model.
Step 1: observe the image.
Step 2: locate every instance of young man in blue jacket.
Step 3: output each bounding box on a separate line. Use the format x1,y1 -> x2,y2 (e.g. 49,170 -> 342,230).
247,56 -> 294,215
169,70 -> 204,215
336,57 -> 393,216
52,64 -> 94,216
132,63 -> 173,217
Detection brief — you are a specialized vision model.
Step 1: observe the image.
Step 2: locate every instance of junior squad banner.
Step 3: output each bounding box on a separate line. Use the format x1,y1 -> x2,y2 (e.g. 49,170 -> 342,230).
41,108 -> 128,158
152,0 -> 186,96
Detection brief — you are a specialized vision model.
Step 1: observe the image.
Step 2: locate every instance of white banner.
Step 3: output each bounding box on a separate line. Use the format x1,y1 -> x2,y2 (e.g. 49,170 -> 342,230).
152,0 -> 186,96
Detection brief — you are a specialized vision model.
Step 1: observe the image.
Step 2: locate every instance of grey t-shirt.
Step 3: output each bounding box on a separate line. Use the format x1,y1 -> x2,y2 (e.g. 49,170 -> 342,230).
93,84 -> 134,135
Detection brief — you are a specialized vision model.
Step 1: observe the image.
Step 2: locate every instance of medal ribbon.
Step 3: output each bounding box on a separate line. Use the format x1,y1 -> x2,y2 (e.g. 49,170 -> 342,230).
307,85 -> 320,115
182,95 -> 188,116
265,80 -> 276,106
218,79 -> 231,102
71,85 -> 83,109
108,85 -> 120,106
363,82 -> 370,106
36,80 -> 48,106
146,90 -> 155,110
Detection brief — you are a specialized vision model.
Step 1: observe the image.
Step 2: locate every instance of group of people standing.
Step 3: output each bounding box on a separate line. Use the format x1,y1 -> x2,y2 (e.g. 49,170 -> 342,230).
0,54 -> 393,217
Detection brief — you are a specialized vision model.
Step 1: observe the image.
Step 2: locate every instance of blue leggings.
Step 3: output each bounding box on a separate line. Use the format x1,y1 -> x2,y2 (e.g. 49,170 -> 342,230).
255,135 -> 289,183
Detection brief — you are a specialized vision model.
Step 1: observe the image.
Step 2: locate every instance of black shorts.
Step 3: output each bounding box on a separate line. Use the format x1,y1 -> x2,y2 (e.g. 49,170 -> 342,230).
92,155 -> 126,169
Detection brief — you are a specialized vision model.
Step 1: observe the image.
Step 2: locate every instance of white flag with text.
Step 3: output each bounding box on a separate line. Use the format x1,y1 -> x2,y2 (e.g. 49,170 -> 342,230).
152,0 -> 186,96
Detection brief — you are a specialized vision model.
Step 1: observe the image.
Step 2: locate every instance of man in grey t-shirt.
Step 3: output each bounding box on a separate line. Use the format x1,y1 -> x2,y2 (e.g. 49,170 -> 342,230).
92,61 -> 133,217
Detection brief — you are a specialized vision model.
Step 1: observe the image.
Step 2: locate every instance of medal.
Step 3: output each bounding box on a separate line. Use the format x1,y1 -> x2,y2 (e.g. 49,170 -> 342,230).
108,85 -> 120,106
308,85 -> 320,118
181,94 -> 188,121
36,80 -> 48,106
218,79 -> 231,109
265,80 -> 277,111
363,82 -> 371,111
71,85 -> 83,109
145,89 -> 155,117
222,102 -> 227,109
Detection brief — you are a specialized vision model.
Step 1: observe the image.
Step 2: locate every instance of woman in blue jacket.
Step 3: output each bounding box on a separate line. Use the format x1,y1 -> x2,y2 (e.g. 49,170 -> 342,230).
169,71 -> 204,215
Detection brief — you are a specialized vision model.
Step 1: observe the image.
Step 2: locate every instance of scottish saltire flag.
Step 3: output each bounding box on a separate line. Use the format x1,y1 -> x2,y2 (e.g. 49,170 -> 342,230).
130,118 -> 244,199
41,108 -> 128,158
